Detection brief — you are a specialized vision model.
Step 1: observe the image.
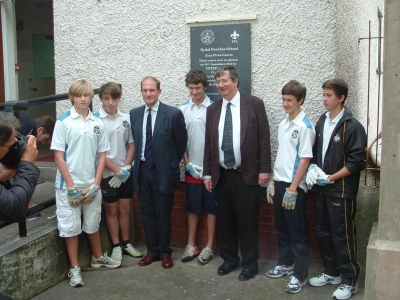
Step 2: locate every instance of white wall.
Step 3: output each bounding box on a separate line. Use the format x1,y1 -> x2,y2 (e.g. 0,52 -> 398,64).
53,0 -> 382,156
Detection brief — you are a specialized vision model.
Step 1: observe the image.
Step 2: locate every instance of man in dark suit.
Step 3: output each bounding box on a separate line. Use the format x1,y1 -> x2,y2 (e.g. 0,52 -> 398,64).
130,76 -> 187,269
203,66 -> 271,281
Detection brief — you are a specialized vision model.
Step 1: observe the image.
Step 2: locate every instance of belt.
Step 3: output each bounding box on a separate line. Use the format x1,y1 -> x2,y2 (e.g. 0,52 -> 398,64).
221,166 -> 241,171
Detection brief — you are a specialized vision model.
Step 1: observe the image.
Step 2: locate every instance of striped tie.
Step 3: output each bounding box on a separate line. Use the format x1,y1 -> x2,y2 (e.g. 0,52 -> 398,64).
221,102 -> 235,168
144,108 -> 155,168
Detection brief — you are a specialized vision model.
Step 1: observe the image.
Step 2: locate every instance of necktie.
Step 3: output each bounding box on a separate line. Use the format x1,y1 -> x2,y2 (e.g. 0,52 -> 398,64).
221,102 -> 235,168
144,108 -> 155,168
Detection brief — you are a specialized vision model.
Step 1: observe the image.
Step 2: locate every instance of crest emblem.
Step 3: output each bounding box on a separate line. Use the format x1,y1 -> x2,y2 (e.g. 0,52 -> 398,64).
122,120 -> 129,128
333,133 -> 341,143
231,30 -> 240,40
292,130 -> 299,139
200,29 -> 215,45
93,126 -> 100,135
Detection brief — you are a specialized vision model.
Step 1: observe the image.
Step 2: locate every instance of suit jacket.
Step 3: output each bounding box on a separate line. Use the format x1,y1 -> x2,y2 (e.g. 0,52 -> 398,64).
203,93 -> 271,188
130,101 -> 187,194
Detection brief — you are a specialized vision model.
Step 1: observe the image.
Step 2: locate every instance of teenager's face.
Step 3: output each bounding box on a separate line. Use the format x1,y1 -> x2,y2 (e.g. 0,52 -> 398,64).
36,128 -> 51,145
216,71 -> 238,101
282,94 -> 302,118
188,83 -> 207,103
100,94 -> 120,115
141,78 -> 161,108
72,93 -> 92,112
323,88 -> 344,111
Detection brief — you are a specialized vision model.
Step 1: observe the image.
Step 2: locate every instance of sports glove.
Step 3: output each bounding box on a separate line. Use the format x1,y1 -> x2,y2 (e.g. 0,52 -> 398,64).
81,183 -> 100,204
108,165 -> 132,188
282,188 -> 298,210
266,181 -> 275,204
306,164 -> 319,186
185,162 -> 203,179
315,168 -> 334,186
67,185 -> 82,207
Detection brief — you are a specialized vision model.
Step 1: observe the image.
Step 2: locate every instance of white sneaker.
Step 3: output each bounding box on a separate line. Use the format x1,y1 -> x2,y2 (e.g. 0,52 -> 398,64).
68,266 -> 84,287
123,243 -> 143,258
91,252 -> 121,268
181,245 -> 200,262
111,246 -> 122,262
309,272 -> 341,286
197,247 -> 214,265
266,264 -> 294,278
332,283 -> 359,300
285,276 -> 307,294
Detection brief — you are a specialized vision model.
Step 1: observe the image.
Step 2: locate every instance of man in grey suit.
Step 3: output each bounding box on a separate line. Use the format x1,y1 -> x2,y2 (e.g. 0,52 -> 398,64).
203,66 -> 271,281
130,76 -> 187,269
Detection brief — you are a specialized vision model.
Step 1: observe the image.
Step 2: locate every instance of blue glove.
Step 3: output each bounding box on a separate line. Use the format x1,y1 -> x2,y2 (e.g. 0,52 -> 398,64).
185,162 -> 203,179
282,188 -> 298,210
67,185 -> 82,207
315,168 -> 334,186
115,167 -> 130,181
81,184 -> 100,204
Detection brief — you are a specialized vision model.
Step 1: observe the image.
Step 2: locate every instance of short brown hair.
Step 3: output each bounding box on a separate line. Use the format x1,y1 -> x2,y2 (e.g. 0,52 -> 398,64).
35,115 -> 55,137
282,80 -> 307,103
185,69 -> 209,88
141,76 -> 160,90
99,82 -> 122,100
322,78 -> 348,105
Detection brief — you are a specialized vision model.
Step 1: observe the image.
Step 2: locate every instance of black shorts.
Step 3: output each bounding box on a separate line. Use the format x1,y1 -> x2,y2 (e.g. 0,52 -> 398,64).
101,175 -> 134,203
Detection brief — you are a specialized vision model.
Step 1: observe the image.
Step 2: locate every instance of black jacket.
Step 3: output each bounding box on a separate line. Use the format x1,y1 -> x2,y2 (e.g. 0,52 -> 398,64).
0,161 -> 40,222
311,108 -> 367,199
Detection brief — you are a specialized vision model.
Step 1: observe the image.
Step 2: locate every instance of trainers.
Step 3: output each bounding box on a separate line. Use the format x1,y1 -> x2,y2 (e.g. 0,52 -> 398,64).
123,243 -> 143,258
266,264 -> 294,278
309,272 -> 341,287
111,246 -> 122,262
91,252 -> 121,268
181,245 -> 200,262
332,283 -> 359,300
197,247 -> 214,265
68,266 -> 84,287
285,276 -> 307,294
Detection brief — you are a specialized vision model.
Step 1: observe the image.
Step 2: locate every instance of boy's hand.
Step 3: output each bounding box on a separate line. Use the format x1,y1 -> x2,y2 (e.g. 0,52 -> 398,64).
316,168 -> 334,186
67,185 -> 82,207
266,181 -> 275,204
81,184 -> 100,204
116,166 -> 131,181
186,162 -> 203,179
306,164 -> 319,186
282,188 -> 298,210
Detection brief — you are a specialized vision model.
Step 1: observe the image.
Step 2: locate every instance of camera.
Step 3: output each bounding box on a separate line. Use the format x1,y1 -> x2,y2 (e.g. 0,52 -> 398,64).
0,132 -> 28,166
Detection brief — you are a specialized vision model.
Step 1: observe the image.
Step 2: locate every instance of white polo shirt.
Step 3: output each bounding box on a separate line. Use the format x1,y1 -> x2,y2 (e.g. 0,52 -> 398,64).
51,106 -> 110,189
322,108 -> 344,166
179,95 -> 213,167
94,108 -> 133,178
273,110 -> 315,192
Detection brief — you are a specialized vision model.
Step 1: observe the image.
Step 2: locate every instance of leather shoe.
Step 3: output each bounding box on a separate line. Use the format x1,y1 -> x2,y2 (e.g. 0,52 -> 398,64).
238,269 -> 257,281
161,256 -> 174,268
138,254 -> 160,266
217,263 -> 238,276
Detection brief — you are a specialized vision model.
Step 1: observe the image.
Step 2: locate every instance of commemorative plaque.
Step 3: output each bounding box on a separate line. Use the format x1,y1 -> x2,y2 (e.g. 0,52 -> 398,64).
190,23 -> 251,101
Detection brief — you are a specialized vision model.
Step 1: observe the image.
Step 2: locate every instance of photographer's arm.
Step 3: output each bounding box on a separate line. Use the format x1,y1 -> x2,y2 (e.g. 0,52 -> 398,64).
0,137 -> 40,222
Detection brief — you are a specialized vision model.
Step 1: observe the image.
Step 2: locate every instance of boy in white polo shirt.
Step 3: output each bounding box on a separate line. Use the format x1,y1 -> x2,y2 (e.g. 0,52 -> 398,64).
179,69 -> 216,264
94,82 -> 142,262
266,80 -> 315,293
51,79 -> 120,288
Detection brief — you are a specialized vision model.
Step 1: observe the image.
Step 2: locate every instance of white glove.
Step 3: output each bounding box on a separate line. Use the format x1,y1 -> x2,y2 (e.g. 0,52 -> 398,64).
81,183 -> 100,204
315,168 -> 334,186
306,164 -> 319,187
108,165 -> 132,188
109,176 -> 123,188
67,185 -> 82,207
282,188 -> 298,210
266,181 -> 275,204
185,162 -> 203,179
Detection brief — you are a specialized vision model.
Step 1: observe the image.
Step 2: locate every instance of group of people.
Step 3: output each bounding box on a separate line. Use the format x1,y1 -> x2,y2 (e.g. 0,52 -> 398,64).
0,65 -> 366,300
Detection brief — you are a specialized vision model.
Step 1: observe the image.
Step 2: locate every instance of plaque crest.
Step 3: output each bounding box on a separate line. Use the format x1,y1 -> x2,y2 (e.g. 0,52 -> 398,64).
200,29 -> 215,45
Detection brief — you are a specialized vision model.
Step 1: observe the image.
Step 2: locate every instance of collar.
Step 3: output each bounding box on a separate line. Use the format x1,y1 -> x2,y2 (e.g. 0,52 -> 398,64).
70,106 -> 94,120
287,110 -> 306,125
189,95 -> 212,108
98,107 -> 123,119
223,91 -> 240,108
325,108 -> 345,124
146,100 -> 160,113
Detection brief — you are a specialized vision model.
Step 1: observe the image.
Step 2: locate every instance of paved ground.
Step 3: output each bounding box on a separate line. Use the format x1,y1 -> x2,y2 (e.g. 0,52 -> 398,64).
32,246 -> 364,300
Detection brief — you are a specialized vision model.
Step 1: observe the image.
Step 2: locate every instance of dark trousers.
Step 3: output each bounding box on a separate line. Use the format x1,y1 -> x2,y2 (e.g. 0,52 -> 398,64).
138,164 -> 174,257
314,193 -> 360,286
273,181 -> 310,281
215,168 -> 262,272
